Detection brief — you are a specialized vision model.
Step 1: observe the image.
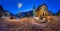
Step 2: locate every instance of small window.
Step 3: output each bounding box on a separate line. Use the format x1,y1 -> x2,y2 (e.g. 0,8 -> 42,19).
45,8 -> 47,10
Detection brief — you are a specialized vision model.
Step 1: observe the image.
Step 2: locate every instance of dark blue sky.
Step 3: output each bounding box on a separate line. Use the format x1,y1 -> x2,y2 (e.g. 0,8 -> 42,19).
0,0 -> 60,14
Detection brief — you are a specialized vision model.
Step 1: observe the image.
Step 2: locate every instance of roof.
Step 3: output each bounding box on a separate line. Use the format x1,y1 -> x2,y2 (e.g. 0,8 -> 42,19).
36,3 -> 48,12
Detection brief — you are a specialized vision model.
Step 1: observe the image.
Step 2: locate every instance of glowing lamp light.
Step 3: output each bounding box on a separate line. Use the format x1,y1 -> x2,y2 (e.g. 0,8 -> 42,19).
18,3 -> 22,8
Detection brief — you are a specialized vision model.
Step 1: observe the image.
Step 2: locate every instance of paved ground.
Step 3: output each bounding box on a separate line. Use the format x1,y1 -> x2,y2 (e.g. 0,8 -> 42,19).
0,16 -> 60,31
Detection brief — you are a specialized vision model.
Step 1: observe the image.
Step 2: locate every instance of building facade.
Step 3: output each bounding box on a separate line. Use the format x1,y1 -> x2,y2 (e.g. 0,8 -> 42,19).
35,3 -> 49,19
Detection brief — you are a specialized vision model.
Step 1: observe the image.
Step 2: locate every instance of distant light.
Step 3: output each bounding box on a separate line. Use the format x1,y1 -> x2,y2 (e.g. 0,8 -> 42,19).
18,3 -> 22,8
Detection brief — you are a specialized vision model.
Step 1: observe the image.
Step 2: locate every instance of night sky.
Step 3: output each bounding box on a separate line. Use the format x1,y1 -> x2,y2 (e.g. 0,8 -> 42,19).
0,0 -> 60,14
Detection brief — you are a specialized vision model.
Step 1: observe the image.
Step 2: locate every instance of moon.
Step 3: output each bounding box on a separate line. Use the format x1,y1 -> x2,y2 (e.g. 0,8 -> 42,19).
18,3 -> 22,8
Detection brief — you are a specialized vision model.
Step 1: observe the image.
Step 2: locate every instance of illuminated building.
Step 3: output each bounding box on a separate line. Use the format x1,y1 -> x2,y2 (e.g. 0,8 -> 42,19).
35,3 -> 49,19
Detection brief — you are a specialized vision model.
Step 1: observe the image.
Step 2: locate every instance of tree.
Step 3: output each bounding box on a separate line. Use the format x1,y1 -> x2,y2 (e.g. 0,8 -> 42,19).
0,5 -> 3,18
57,10 -> 60,16
58,10 -> 60,14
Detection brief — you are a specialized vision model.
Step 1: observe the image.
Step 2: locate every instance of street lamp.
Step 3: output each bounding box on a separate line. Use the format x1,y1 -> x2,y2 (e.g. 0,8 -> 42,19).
18,3 -> 22,15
